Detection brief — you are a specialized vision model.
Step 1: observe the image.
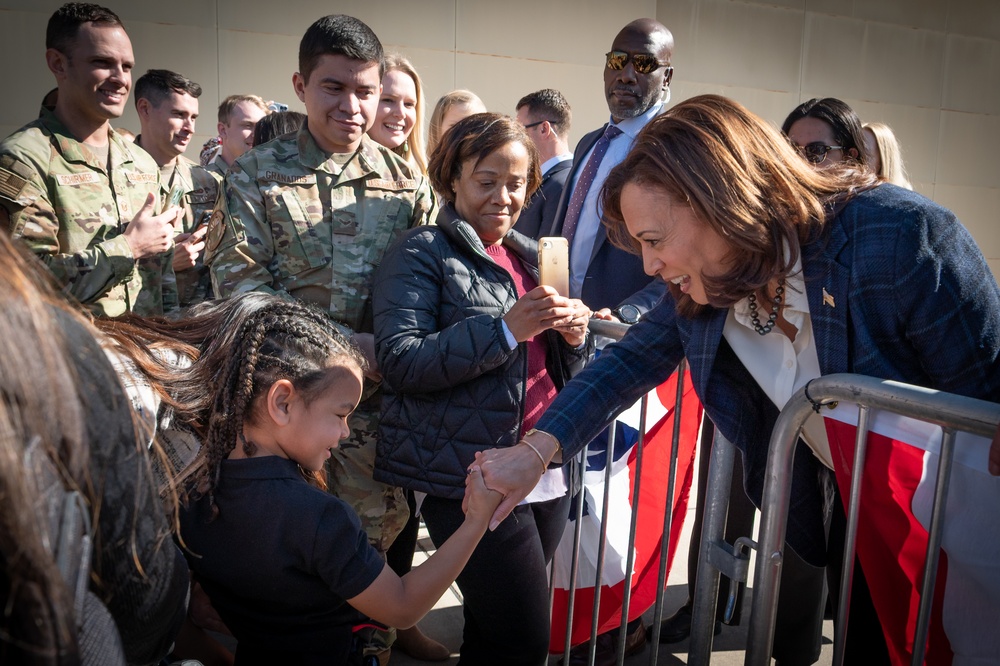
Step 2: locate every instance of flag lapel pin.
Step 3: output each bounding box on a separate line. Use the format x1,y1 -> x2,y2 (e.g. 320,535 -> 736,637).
823,288 -> 835,308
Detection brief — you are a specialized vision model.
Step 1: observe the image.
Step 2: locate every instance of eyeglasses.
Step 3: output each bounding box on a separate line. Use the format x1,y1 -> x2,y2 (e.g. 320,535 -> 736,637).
523,119 -> 556,129
605,50 -> 671,75
793,142 -> 845,164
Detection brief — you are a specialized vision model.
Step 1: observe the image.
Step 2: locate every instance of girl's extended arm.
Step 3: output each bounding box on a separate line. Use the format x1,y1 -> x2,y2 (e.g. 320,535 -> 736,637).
346,467 -> 499,628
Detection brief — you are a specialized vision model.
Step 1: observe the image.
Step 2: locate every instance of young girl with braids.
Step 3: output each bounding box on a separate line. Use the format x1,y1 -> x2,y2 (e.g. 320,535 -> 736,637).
103,293 -> 501,665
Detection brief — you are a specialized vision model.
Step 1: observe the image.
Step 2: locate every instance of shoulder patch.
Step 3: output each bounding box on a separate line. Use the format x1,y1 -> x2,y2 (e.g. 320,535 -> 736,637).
186,188 -> 216,205
125,171 -> 158,184
366,178 -> 419,191
204,209 -> 227,255
0,167 -> 28,200
55,172 -> 101,186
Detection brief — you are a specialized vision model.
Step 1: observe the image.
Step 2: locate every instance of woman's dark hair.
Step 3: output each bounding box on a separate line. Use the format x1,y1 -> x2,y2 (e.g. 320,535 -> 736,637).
427,112 -> 541,204
99,294 -> 366,517
252,110 -> 306,146
601,94 -> 876,318
781,97 -> 867,165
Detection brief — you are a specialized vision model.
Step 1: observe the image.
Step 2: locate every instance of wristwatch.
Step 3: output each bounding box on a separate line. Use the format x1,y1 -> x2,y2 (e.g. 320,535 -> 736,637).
612,303 -> 641,325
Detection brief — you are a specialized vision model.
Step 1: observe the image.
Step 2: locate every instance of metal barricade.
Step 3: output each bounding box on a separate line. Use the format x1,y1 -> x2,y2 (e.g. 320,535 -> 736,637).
738,374 -> 1000,666
556,318 -> 695,666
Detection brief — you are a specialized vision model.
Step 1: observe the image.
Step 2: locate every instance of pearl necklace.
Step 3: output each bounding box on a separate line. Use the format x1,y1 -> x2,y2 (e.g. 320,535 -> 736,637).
746,280 -> 785,336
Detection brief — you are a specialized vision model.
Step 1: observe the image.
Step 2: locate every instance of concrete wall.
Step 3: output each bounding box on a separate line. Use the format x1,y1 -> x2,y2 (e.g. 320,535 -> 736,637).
1,0 -> 997,272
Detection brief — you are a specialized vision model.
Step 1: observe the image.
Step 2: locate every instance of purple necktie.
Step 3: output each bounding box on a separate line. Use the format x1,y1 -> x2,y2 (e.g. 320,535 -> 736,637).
561,123 -> 623,244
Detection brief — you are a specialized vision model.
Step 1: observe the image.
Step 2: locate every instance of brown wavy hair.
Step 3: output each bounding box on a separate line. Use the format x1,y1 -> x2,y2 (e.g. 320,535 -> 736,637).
428,112 -> 541,206
601,94 -> 877,317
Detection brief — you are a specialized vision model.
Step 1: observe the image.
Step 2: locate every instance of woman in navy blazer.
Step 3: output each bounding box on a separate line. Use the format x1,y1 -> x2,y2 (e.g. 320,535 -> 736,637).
473,95 -> 1000,663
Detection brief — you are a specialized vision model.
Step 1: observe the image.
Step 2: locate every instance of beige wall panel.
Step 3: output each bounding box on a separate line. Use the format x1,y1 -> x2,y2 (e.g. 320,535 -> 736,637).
861,22 -> 946,108
988,259 -> 1000,278
913,181 -> 934,199
217,29 -> 301,109
736,0 -> 805,10
852,0 -> 948,31
843,100 -> 940,184
0,10 -> 53,126
945,0 -> 1000,41
801,14 -> 867,100
456,0 -> 655,64
453,53 -> 607,149
803,0 -> 846,17
662,0 -> 802,90
943,35 -> 1000,115
933,185 -> 1000,260
936,111 -> 1000,189
216,0 -> 457,50
718,87 -> 802,128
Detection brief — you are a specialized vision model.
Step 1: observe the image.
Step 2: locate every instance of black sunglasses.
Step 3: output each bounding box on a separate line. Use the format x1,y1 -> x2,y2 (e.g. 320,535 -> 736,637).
523,119 -> 557,129
605,50 -> 671,75
794,142 -> 845,164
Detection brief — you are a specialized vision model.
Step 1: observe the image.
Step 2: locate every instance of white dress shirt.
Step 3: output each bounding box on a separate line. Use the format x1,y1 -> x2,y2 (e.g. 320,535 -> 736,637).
568,103 -> 663,298
722,260 -> 833,469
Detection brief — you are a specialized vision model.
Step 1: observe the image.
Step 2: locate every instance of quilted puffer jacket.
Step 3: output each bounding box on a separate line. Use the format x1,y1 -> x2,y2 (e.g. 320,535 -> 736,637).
372,205 -> 591,499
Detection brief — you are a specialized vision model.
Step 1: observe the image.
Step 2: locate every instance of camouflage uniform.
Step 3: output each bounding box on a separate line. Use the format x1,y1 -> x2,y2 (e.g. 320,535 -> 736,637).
0,108 -> 175,317
206,122 -> 434,552
204,154 -> 227,180
136,137 -> 221,307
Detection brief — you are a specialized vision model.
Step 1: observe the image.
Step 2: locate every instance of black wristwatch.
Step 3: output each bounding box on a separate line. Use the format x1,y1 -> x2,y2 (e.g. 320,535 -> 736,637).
612,303 -> 641,325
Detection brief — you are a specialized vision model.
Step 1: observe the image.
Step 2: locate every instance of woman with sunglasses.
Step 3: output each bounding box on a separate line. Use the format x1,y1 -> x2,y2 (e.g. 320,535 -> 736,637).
473,95 -> 1000,665
782,97 -> 867,167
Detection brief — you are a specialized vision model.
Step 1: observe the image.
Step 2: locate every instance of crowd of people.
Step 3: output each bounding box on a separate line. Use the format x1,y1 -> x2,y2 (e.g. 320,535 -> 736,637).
1,3 -> 998,666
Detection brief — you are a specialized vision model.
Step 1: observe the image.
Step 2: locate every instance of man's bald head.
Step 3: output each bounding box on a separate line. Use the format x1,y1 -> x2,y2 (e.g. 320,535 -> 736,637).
605,18 -> 674,122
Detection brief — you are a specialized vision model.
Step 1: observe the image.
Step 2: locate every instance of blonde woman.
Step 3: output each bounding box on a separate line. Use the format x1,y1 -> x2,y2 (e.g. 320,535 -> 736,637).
863,122 -> 913,189
370,54 -> 429,175
426,89 -> 486,158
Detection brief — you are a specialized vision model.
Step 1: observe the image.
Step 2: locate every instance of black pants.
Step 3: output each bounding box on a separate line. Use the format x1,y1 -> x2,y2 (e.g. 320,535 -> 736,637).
421,492 -> 571,666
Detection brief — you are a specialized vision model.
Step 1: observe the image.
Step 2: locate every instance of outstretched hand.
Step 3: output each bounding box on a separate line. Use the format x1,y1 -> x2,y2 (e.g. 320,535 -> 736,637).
463,445 -> 545,530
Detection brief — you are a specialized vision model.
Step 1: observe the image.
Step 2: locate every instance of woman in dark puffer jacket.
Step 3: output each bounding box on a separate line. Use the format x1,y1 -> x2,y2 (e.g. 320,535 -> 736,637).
373,113 -> 593,666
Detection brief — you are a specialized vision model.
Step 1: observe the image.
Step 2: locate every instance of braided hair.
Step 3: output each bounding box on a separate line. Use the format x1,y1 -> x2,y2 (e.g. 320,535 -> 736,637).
186,295 -> 366,518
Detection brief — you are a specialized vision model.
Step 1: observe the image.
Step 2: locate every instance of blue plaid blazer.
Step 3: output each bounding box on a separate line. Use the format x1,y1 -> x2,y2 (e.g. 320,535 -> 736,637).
537,184 -> 1000,564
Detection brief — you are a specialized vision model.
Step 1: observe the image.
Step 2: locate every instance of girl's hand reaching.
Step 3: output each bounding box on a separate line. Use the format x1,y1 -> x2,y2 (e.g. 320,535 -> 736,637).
463,466 -> 502,530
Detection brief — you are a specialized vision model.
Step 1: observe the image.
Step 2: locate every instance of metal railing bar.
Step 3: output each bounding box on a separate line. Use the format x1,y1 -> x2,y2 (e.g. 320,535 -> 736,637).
749,374 -> 1000,666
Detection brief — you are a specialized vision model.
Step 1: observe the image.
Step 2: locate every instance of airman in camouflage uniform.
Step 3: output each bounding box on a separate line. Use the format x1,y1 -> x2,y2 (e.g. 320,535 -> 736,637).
138,144 -> 220,307
0,109 -> 176,317
134,69 -> 221,309
207,121 -> 433,552
0,4 -> 177,318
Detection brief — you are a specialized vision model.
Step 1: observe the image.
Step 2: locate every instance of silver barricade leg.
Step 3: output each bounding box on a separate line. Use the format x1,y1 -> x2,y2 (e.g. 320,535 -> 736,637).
612,393 -> 649,666
912,427 -> 956,666
832,404 -> 871,666
561,444 -> 591,663
688,427 -> 738,666
647,359 -> 688,664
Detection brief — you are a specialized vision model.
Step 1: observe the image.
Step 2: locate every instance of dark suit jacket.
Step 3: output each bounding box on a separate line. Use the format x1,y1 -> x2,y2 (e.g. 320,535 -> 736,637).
536,185 -> 1000,565
514,158 -> 571,241
546,125 -> 666,314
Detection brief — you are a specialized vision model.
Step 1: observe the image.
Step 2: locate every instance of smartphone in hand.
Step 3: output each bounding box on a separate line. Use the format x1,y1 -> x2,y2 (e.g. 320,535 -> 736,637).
167,181 -> 186,209
538,237 -> 569,297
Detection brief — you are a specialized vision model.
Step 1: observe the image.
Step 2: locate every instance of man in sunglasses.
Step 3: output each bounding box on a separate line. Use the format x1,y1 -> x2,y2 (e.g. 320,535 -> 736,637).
546,17 -> 672,327
547,17 -> 673,666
